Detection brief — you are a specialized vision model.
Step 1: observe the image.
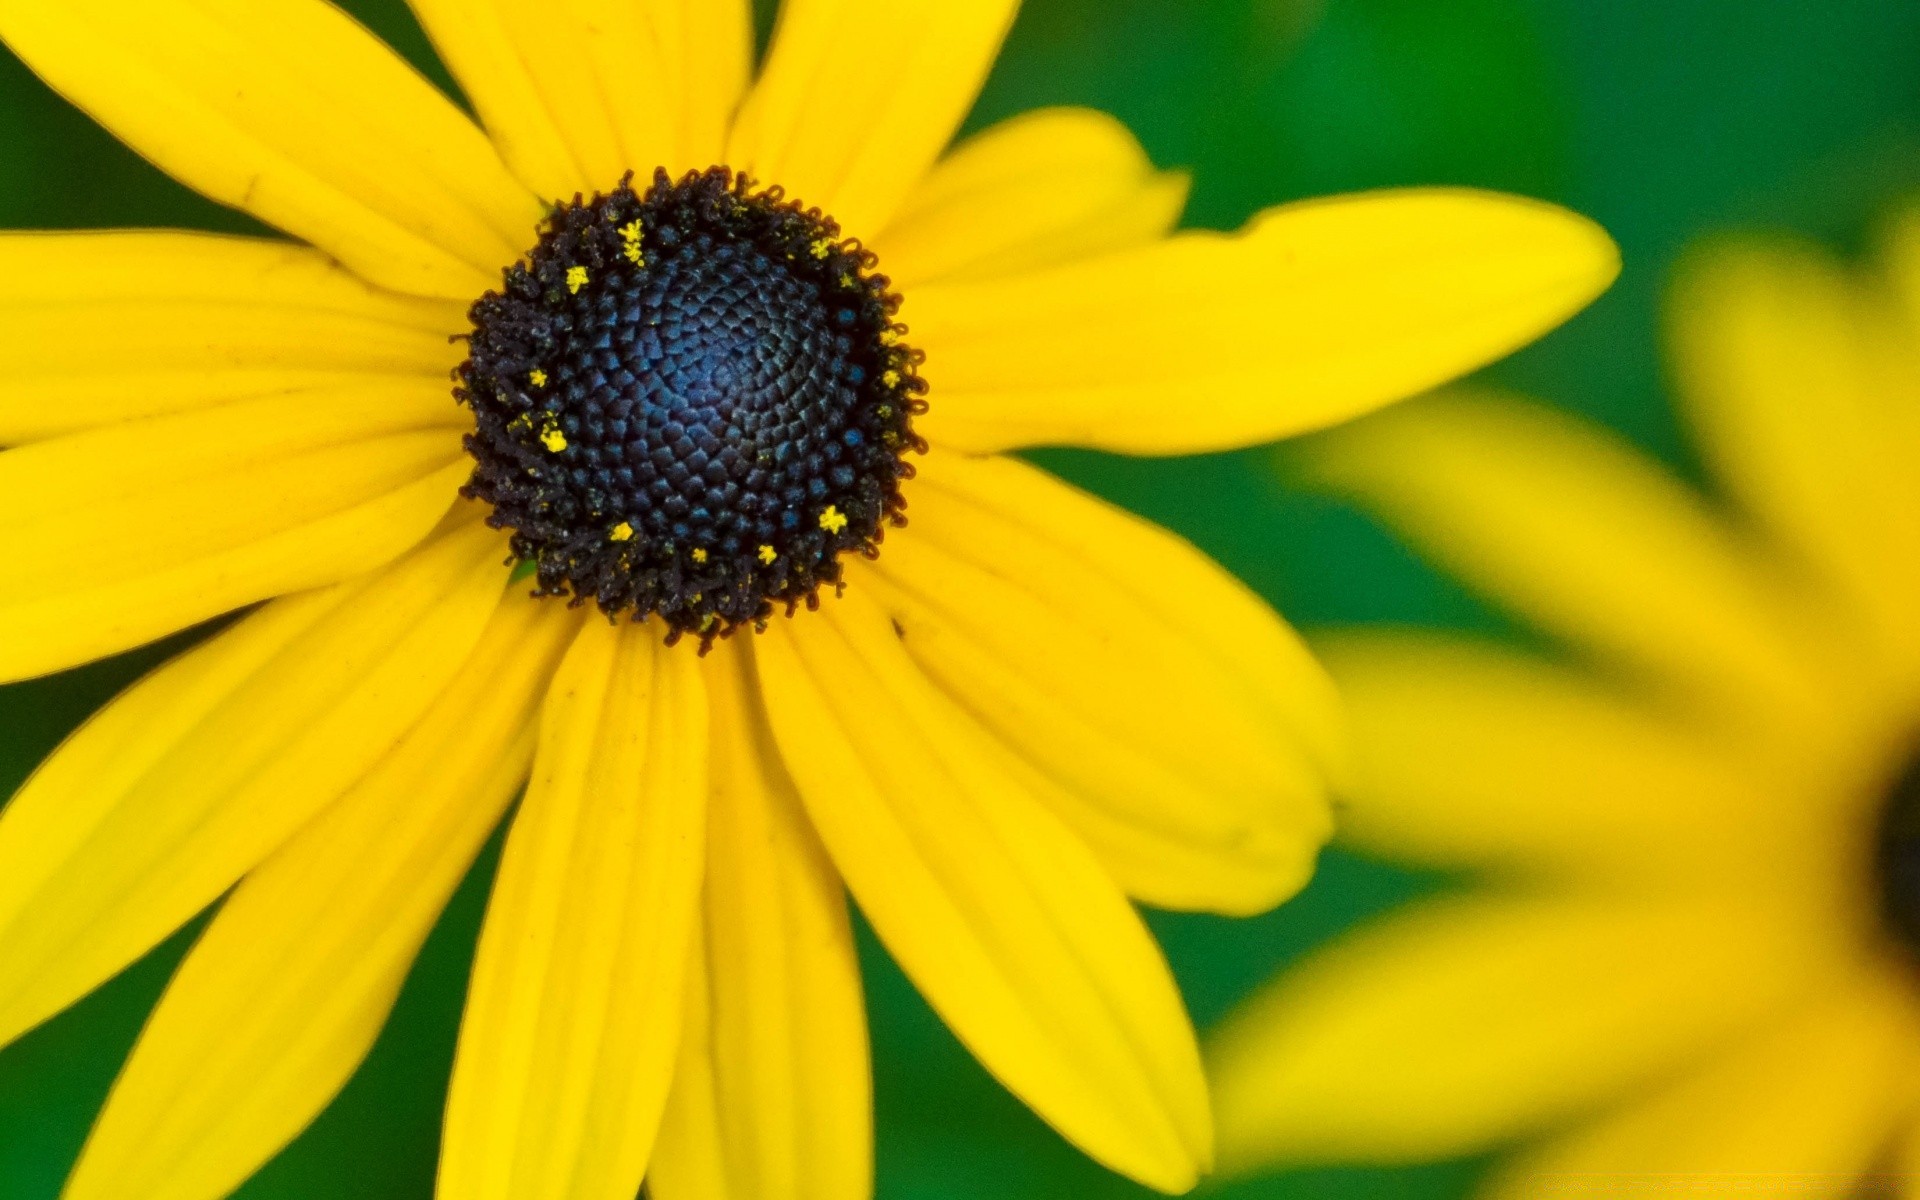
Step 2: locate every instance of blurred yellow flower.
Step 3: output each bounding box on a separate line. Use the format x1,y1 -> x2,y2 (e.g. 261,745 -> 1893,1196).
0,2 -> 1617,1198
1209,219 -> 1920,1195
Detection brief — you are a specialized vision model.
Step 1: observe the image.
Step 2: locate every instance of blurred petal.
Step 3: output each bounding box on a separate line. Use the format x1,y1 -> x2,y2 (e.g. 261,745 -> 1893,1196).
908,191 -> 1619,455
1209,891 -> 1833,1170
863,451 -> 1334,915
1674,239 -> 1920,677
0,0 -> 540,298
62,595 -> 581,1200
0,523 -> 509,1051
0,232 -> 464,443
1319,631 -> 1783,881
876,107 -> 1188,288
0,385 -> 469,681
651,642 -> 868,1200
728,0 -> 1020,241
755,588 -> 1210,1193
1485,963 -> 1920,1200
440,620 -> 708,1200
410,0 -> 751,197
1303,392 -> 1844,745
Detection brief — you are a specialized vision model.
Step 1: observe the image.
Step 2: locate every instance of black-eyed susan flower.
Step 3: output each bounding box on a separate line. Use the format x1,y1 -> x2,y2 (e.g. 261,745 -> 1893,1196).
1209,219 -> 1920,1196
0,2 -> 1617,1198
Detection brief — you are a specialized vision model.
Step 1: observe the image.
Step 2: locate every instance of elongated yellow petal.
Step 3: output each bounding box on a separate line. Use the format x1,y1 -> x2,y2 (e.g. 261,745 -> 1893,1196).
642,931 -> 729,1200
651,641 -> 871,1200
1318,631 -> 1789,881
0,232 -> 466,443
61,595 -> 580,1200
728,0 -> 1021,241
0,522 -> 510,1051
1208,891 -> 1835,1171
876,107 -> 1188,288
0,385 -> 469,681
907,191 -> 1618,455
1303,391 -> 1848,749
1674,239 -> 1920,680
1485,964 -> 1920,1199
861,451 -> 1334,916
411,0 -> 751,199
440,620 -> 708,1200
755,587 -> 1210,1193
0,0 -> 540,298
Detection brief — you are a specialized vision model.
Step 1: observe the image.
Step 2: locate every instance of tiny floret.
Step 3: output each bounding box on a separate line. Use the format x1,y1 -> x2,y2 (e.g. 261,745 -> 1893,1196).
758,544 -> 778,565
818,505 -> 849,534
691,547 -> 709,564
609,521 -> 635,542
529,368 -> 549,388
566,265 -> 590,294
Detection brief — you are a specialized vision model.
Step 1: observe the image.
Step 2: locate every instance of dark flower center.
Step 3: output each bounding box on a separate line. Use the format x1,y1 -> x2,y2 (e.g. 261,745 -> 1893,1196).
1873,744 -> 1920,953
456,167 -> 927,646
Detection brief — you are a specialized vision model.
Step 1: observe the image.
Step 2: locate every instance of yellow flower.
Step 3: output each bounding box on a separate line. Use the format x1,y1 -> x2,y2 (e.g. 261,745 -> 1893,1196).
1209,221 -> 1920,1194
0,2 -> 1616,1198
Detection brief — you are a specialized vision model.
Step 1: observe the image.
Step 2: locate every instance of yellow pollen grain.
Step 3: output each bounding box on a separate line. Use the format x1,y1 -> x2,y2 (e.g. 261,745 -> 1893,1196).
882,369 -> 901,387
880,329 -> 902,346
566,265 -> 590,294
810,237 -> 834,260
537,414 -> 567,453
608,521 -> 634,542
529,368 -> 548,388
620,220 -> 645,266
757,544 -> 777,565
818,505 -> 848,535
692,547 -> 709,564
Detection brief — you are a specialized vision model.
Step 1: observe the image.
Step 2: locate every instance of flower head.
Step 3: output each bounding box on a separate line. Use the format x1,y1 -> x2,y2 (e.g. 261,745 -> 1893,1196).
0,2 -> 1616,1198
1210,216 -> 1920,1194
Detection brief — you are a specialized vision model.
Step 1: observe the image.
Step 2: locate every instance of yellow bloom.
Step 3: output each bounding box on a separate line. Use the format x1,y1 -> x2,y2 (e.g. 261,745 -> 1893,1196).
0,2 -> 1616,1199
1210,220 -> 1920,1194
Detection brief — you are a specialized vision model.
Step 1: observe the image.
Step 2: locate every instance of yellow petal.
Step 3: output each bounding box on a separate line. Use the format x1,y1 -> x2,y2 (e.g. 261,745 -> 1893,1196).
906,190 -> 1619,456
1319,631 -> 1786,882
0,231 -> 466,443
650,640 -> 870,1200
61,595 -> 580,1200
440,619 -> 708,1200
642,931 -> 730,1200
875,107 -> 1189,288
727,0 -> 1021,241
861,450 -> 1334,916
1673,238 -> 1920,681
410,0 -> 751,198
754,587 -> 1210,1193
0,384 -> 469,681
1485,962 -> 1920,1199
0,0 -> 541,298
1302,391 -> 1846,749
1208,891 -> 1834,1171
0,522 -> 510,1051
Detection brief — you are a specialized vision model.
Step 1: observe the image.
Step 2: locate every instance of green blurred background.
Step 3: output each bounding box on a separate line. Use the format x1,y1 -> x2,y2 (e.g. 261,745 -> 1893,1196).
2,1 -> 1918,1197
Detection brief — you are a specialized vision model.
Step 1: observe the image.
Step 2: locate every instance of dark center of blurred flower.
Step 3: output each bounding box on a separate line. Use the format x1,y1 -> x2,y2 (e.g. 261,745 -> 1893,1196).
1872,746 -> 1920,953
456,167 -> 927,647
